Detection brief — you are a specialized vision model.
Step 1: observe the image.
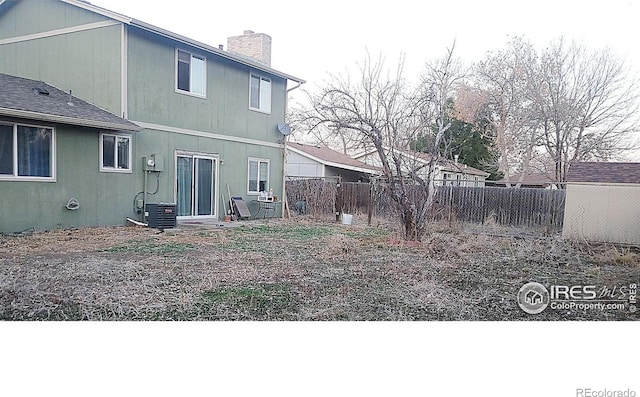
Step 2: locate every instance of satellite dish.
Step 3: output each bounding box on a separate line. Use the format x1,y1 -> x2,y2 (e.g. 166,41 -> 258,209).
277,123 -> 292,136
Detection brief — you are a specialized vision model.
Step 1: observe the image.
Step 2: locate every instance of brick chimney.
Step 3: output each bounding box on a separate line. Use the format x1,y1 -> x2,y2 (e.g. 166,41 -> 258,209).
227,30 -> 272,67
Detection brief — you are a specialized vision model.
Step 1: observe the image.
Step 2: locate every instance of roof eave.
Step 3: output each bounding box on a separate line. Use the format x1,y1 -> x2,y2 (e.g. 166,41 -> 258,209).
60,0 -> 132,24
129,19 -> 305,84
440,165 -> 490,177
324,161 -> 382,175
0,108 -> 142,132
56,0 -> 305,84
288,145 -> 380,175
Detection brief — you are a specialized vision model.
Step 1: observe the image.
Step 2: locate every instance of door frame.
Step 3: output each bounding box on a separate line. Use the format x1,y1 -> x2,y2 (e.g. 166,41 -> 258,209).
174,150 -> 219,220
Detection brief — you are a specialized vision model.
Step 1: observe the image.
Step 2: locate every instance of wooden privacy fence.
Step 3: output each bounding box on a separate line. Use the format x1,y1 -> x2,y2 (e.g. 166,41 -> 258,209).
432,185 -> 566,231
286,178 -> 566,230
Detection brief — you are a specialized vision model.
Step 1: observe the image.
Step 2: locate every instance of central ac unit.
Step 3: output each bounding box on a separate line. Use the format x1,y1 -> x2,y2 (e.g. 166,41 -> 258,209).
145,203 -> 177,229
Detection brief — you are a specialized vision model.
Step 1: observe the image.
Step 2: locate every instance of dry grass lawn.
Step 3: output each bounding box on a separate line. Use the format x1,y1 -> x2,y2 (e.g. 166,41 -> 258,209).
0,219 -> 638,320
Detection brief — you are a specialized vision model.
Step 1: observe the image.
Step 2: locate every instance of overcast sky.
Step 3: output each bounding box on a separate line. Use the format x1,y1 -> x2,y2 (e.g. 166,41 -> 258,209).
93,0 -> 640,159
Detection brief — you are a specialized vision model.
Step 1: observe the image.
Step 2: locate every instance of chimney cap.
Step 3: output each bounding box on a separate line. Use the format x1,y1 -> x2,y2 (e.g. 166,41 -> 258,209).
243,30 -> 255,35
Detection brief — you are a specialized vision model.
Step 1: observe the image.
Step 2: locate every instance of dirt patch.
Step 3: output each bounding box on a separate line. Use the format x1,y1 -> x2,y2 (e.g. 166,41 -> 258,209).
0,222 -> 637,320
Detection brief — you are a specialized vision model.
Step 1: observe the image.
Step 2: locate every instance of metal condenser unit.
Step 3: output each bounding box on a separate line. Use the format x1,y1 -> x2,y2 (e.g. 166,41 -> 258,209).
145,203 -> 177,229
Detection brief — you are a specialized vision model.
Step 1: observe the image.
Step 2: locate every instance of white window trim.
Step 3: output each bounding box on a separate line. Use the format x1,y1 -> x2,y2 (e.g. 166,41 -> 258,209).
248,73 -> 271,114
0,122 -> 56,182
99,132 -> 132,173
175,48 -> 207,99
247,157 -> 270,195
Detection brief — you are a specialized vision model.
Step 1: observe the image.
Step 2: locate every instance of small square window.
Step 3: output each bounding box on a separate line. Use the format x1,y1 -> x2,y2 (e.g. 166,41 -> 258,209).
100,133 -> 131,172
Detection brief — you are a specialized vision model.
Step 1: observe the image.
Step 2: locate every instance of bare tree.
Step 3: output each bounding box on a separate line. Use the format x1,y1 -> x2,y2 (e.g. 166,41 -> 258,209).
294,48 -> 464,240
473,37 -> 542,185
305,124 -> 368,155
530,38 -> 640,182
473,36 -> 640,184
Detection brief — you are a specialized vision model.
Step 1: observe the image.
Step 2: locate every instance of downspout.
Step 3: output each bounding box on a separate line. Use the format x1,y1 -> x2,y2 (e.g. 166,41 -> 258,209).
282,80 -> 303,219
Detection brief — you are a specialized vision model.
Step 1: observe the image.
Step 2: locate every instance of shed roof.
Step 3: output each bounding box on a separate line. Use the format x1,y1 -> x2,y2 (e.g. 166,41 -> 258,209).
288,142 -> 382,175
566,162 -> 640,184
0,73 -> 141,131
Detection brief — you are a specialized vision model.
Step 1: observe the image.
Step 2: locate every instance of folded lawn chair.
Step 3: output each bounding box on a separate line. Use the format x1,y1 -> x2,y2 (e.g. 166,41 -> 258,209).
231,197 -> 251,220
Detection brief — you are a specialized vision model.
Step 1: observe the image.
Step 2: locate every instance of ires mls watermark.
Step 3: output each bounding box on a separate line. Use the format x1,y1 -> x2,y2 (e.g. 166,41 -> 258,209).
517,282 -> 637,314
576,388 -> 636,397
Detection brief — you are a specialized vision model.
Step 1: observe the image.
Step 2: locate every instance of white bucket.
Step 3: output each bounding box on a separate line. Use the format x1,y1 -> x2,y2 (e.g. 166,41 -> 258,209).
341,213 -> 353,225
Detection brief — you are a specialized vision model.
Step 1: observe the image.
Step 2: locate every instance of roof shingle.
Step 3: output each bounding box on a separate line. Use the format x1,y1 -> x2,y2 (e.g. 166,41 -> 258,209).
288,142 -> 382,174
566,162 -> 640,184
0,73 -> 140,131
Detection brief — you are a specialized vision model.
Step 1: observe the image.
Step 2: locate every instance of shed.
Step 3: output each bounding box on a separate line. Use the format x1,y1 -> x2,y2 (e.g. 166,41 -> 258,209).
562,162 -> 640,245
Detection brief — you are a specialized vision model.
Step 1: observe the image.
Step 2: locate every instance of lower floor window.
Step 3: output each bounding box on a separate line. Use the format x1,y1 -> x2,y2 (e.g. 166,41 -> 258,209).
0,123 -> 54,178
248,158 -> 269,194
101,133 -> 131,172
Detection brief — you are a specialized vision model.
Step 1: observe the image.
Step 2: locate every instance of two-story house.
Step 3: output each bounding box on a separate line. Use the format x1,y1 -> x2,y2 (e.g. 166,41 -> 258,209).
0,0 -> 304,232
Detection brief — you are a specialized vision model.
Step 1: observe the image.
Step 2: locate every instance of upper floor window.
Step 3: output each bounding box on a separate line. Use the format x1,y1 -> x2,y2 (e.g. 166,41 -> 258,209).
249,74 -> 271,113
100,132 -> 131,173
0,123 -> 55,180
176,49 -> 206,97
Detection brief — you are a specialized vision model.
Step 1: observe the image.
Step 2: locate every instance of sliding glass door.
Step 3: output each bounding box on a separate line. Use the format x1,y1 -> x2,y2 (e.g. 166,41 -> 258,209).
176,153 -> 218,218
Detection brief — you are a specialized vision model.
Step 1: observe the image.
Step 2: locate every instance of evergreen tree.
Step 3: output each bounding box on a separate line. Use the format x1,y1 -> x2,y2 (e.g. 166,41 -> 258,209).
411,101 -> 503,180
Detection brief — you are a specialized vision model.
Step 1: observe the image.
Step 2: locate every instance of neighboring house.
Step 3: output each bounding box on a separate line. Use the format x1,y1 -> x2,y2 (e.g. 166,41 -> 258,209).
0,73 -> 141,231
354,148 -> 490,187
563,162 -> 640,245
286,142 -> 381,182
0,0 -> 304,232
493,172 -> 559,189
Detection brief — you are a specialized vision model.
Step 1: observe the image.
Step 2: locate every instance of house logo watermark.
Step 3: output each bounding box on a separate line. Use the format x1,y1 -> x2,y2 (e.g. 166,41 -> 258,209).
517,282 -> 550,314
517,282 -> 637,314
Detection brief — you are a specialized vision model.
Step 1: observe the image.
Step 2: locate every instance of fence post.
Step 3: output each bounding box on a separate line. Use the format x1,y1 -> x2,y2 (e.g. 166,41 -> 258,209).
335,176 -> 343,223
545,189 -> 553,235
367,180 -> 374,226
